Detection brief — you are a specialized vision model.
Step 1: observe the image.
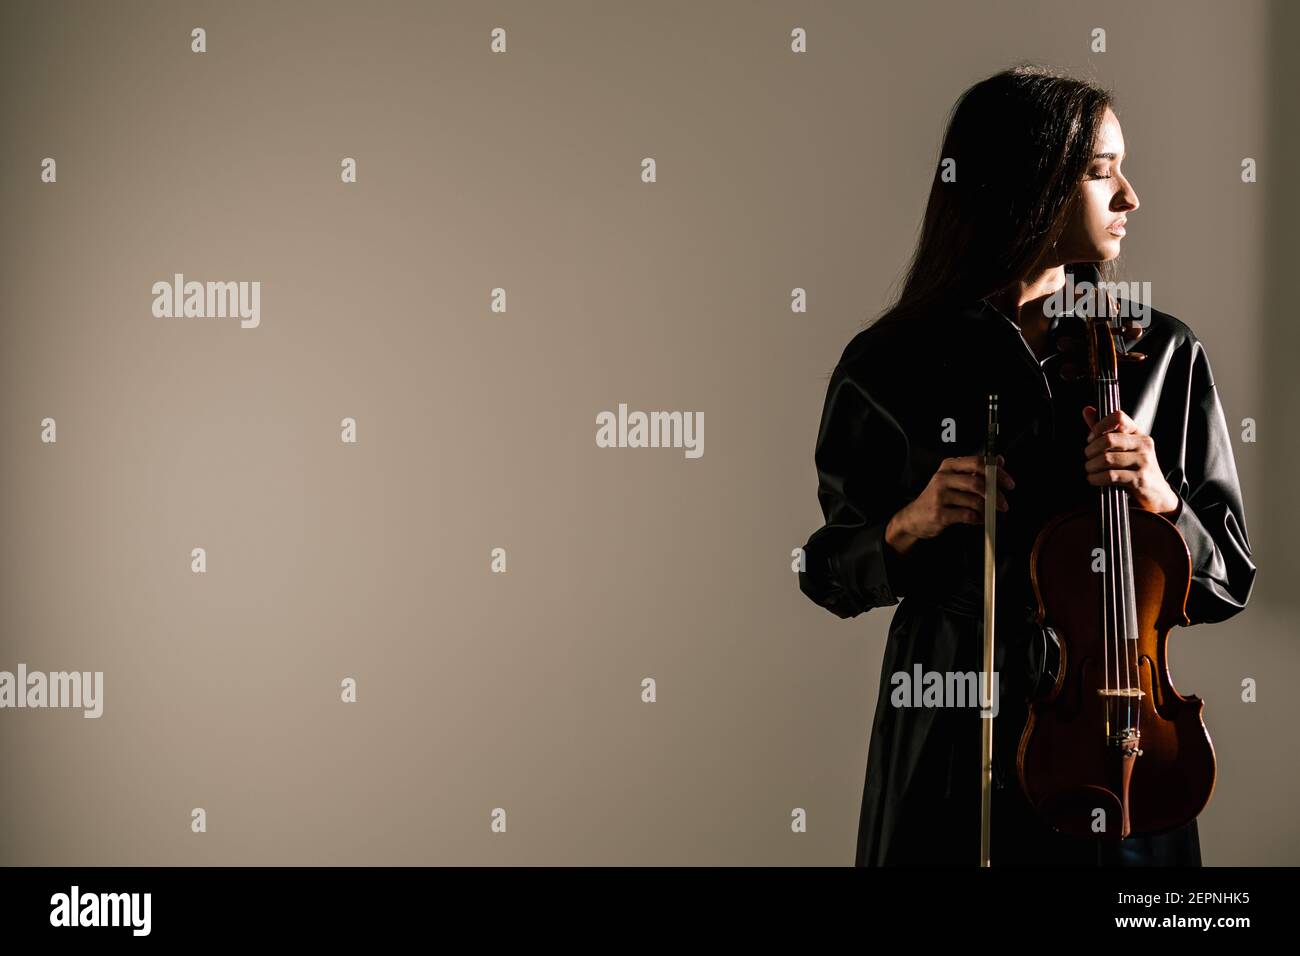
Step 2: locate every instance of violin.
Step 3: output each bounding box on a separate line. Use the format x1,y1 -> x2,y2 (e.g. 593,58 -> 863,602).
1016,295 -> 1215,841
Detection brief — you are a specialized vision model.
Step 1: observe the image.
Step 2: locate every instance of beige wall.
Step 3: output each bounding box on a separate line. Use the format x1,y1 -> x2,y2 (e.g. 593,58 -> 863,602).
0,0 -> 1294,864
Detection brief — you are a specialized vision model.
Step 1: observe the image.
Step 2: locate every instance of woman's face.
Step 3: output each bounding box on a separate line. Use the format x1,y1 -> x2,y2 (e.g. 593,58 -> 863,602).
1056,107 -> 1139,263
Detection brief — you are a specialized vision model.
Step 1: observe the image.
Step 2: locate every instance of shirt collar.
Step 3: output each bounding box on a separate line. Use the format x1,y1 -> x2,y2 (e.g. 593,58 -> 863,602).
975,261 -> 1108,353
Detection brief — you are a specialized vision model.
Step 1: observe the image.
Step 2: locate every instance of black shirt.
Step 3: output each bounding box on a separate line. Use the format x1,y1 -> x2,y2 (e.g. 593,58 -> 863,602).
797,270 -> 1257,866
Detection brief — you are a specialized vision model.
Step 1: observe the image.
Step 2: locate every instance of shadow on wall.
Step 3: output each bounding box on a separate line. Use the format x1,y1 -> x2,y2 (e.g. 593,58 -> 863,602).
1262,0 -> 1300,610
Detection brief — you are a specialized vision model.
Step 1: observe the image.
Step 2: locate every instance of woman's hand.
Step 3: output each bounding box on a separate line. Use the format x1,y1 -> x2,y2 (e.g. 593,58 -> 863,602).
886,455 -> 1014,555
1082,406 -> 1180,514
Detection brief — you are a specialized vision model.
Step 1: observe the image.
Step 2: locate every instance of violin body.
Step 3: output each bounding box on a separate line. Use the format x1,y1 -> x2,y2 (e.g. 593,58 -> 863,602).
1016,300 -> 1216,842
1018,503 -> 1216,839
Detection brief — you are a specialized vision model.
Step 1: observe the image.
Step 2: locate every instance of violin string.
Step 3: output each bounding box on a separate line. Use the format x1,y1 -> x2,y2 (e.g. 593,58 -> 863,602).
1101,370 -> 1118,736
1099,303 -> 1117,738
1100,477 -> 1110,710
1105,304 -> 1125,739
1104,295 -> 1137,740
1111,293 -> 1139,739
1106,372 -> 1123,729
1103,318 -> 1125,734
1123,484 -> 1138,737
1094,319 -> 1111,734
1113,375 -> 1135,735
1107,437 -> 1121,737
1119,391 -> 1141,738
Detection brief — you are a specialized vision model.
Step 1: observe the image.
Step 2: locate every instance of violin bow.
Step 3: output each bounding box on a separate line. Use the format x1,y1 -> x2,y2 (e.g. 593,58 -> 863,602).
981,393 -> 999,867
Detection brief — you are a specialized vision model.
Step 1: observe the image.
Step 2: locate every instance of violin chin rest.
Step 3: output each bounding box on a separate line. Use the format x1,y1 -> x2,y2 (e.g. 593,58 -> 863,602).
1036,785 -> 1128,842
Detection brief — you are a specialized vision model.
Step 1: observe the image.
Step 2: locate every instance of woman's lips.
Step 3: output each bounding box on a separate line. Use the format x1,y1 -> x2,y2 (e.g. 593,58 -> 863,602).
1107,220 -> 1127,237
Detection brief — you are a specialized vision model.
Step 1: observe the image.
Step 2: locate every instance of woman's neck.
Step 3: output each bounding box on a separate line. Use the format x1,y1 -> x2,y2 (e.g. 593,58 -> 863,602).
990,266 -> 1068,360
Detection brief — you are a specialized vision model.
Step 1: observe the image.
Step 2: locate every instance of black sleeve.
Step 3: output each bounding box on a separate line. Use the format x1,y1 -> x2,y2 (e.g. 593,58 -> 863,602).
1162,352 -> 1257,625
798,360 -> 916,619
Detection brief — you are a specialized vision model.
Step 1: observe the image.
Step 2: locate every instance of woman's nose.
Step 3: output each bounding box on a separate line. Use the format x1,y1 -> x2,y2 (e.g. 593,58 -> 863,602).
1118,176 -> 1139,212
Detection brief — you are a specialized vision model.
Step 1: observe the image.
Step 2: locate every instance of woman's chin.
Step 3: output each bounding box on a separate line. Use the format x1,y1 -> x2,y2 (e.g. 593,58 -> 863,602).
1094,239 -> 1124,261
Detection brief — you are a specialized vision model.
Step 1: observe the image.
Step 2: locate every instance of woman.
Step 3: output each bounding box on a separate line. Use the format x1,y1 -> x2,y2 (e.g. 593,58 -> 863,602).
797,66 -> 1257,866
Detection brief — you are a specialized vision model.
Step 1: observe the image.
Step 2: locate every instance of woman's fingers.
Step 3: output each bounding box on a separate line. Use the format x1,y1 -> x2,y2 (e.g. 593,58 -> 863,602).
943,474 -> 1009,511
1084,450 -> 1143,473
947,507 -> 983,525
928,456 -> 1013,537
940,455 -> 1015,489
941,454 -> 993,472
940,489 -> 984,511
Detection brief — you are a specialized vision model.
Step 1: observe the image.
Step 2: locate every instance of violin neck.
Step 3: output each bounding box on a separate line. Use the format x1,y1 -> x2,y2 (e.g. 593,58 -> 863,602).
1096,367 -> 1128,513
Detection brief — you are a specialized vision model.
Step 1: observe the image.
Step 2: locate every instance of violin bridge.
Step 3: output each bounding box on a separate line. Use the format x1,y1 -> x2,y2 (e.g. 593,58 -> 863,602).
1096,688 -> 1145,697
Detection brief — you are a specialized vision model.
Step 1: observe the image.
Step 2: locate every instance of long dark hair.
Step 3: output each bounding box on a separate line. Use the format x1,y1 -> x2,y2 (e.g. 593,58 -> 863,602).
877,65 -> 1117,324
